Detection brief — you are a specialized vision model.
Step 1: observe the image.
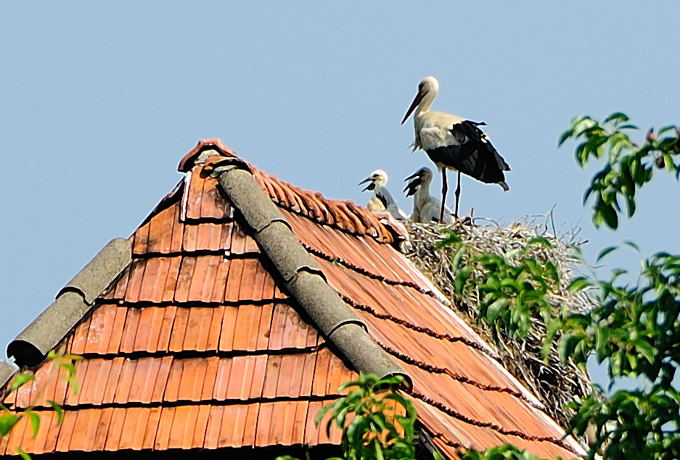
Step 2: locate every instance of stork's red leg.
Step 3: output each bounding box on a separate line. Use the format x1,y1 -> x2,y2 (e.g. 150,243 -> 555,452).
440,169 -> 448,223
454,171 -> 461,218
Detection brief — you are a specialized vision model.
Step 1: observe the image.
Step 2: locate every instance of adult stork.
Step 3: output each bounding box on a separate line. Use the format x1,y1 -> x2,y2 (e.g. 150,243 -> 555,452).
404,166 -> 452,224
359,169 -> 406,220
401,76 -> 510,222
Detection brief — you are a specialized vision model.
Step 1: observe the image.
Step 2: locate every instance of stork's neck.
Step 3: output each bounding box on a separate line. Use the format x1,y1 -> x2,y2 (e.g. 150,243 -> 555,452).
417,89 -> 436,115
415,174 -> 432,201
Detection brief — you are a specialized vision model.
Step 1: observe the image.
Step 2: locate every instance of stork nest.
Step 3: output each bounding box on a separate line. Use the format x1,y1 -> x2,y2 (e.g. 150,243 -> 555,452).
400,217 -> 593,429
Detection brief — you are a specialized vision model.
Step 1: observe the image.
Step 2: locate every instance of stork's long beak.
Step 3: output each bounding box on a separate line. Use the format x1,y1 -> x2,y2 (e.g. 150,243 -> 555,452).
401,91 -> 425,124
358,177 -> 374,191
404,171 -> 420,182
403,176 -> 422,196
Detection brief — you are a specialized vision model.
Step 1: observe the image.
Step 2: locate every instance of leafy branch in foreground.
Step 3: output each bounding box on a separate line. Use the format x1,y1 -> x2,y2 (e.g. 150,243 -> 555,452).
277,373 -> 417,460
442,231 -> 561,341
559,113 -> 679,229
459,443 -> 545,460
556,250 -> 680,459
0,351 -> 81,459
317,373 -> 416,460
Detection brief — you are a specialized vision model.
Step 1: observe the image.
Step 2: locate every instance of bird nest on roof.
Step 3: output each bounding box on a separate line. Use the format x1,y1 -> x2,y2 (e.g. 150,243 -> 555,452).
401,217 -> 593,429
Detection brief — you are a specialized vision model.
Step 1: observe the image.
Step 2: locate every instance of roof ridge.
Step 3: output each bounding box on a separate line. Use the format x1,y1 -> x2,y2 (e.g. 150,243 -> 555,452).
179,139 -> 403,244
202,152 -> 411,387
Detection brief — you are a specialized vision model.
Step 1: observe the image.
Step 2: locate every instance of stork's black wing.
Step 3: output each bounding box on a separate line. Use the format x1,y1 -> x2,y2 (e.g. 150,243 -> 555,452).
426,120 -> 510,184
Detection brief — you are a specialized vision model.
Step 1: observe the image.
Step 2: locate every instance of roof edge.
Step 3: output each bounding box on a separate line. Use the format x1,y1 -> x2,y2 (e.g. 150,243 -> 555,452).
210,157 -> 411,387
0,360 -> 17,389
7,238 -> 132,367
178,138 -> 237,172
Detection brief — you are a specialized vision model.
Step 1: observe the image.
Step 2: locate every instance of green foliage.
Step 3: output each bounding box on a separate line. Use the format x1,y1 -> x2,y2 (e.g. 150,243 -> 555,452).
558,251 -> 680,459
316,373 -> 417,460
446,232 -> 560,341
568,386 -> 679,459
559,113 -> 679,229
276,373 -> 417,460
459,444 -> 547,460
0,352 -> 81,459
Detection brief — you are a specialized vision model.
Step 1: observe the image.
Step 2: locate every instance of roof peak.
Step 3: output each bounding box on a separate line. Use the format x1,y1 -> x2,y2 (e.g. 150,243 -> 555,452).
176,138 -> 407,244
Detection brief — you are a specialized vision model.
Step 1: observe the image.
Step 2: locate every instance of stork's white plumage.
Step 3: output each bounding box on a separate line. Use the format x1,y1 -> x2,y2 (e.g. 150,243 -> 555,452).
404,167 -> 452,224
401,76 -> 510,221
359,169 -> 406,220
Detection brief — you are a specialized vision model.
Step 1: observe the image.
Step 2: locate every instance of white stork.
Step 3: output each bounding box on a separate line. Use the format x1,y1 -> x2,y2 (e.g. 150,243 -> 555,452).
359,169 -> 406,220
401,76 -> 510,221
404,166 -> 452,224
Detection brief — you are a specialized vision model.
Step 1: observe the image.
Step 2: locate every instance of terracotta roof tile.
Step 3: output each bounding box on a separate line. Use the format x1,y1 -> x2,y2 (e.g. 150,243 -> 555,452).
1,139 -> 583,459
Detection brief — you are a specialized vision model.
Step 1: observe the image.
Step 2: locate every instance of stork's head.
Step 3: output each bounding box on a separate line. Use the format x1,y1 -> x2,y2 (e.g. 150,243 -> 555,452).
359,169 -> 389,191
401,76 -> 439,124
403,166 -> 433,196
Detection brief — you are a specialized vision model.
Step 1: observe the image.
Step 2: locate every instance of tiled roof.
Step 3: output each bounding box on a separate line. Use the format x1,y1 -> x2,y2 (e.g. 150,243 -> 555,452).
1,140 -> 584,459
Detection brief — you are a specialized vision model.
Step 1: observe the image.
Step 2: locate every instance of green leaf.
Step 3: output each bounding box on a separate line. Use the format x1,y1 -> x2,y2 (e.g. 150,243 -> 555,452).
622,240 -> 640,251
604,112 -> 630,123
486,298 -> 509,323
596,246 -> 618,262
10,373 -> 35,392
526,237 -> 553,249
558,128 -> 574,146
26,411 -> 40,439
47,400 -> 64,426
0,413 -> 20,436
632,339 -> 656,365
16,447 -> 31,460
568,277 -> 590,294
600,203 -> 619,229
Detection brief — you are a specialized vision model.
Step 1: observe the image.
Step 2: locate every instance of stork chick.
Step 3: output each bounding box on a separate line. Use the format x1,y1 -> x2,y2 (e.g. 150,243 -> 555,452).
359,169 -> 405,220
404,167 -> 452,224
401,76 -> 510,221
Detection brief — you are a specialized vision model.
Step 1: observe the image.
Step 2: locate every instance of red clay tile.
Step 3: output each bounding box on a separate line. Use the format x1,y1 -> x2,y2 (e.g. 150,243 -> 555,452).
218,306 -> 238,352
151,356 -> 174,402
155,306 -> 178,351
200,356 -> 220,400
142,406 -> 162,449
203,405 -> 223,449
255,401 -> 275,447
113,358 -> 137,404
186,255 -> 222,303
55,410 -> 77,452
226,356 -> 254,400
154,406 -> 175,450
132,219 -> 151,255
70,315 -> 92,355
118,308 -> 141,354
185,171 -> 207,222
192,404 -> 211,448
146,202 -> 178,254
70,408 -> 101,451
183,306 -> 214,351
163,358 -> 182,402
124,259 -> 148,303
101,358 -> 124,404
177,358 -> 205,402
212,358 -> 233,401
168,307 -> 190,352
208,258 -> 231,303
174,257 -> 199,302
111,266 -> 131,300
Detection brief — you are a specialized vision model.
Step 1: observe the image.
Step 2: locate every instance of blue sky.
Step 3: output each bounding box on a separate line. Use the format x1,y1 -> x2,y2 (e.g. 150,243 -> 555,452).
1,1 -> 678,388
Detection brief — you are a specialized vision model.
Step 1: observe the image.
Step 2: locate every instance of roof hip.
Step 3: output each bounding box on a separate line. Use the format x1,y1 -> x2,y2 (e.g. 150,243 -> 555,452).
7,238 -> 131,367
207,153 -> 411,387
